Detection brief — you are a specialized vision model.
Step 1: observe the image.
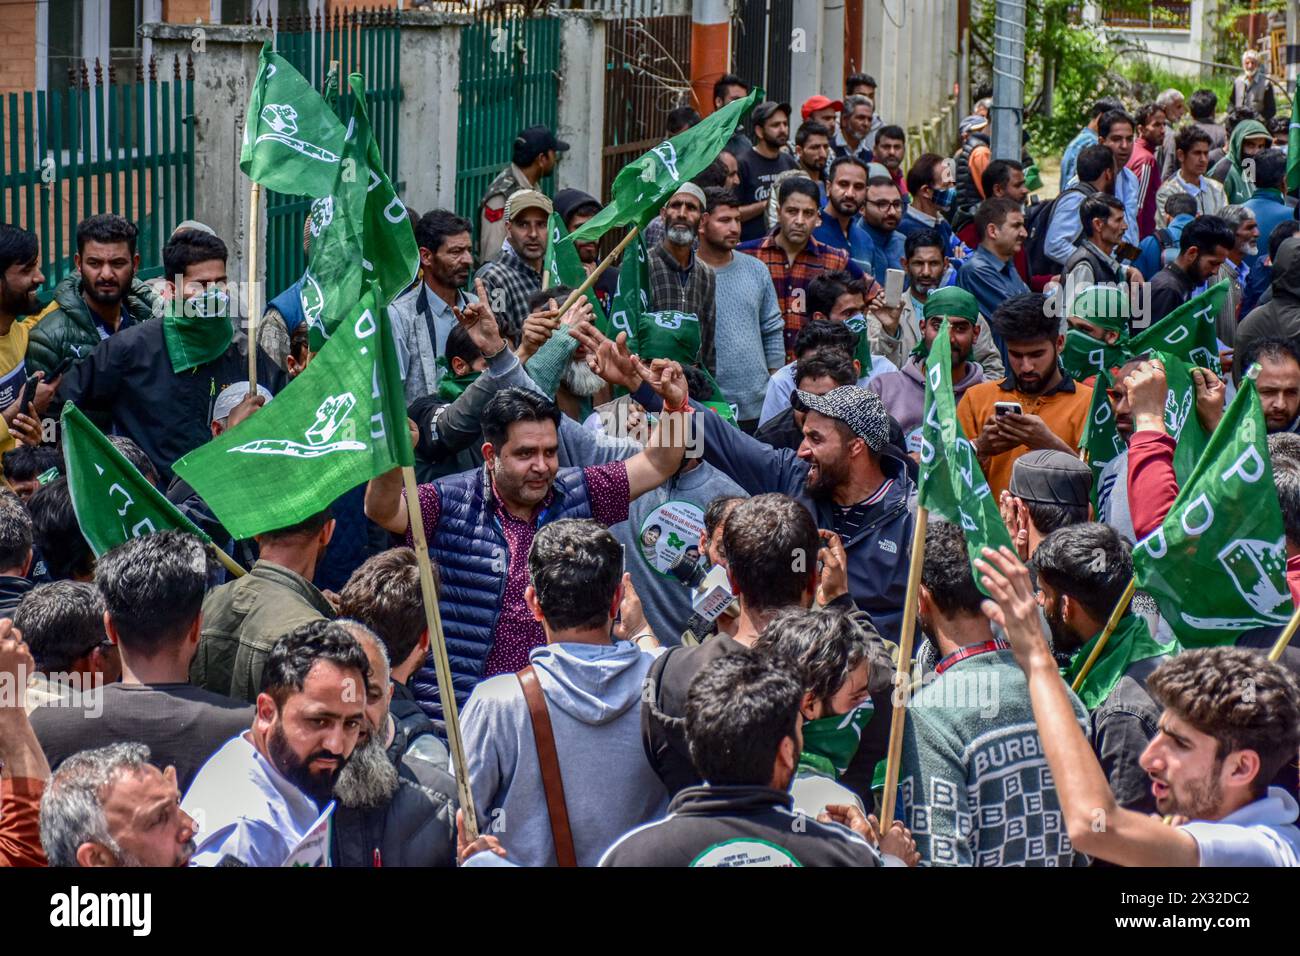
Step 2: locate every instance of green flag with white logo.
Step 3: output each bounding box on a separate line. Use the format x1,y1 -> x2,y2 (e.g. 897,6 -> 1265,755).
1132,368 -> 1294,647
1061,281 -> 1228,383
544,211 -> 610,334
605,233 -> 647,353
302,74 -> 418,351
240,43 -> 346,200
1080,367 -> 1123,511
62,403 -> 210,556
921,320 -> 1014,588
173,284 -> 413,541
564,88 -> 763,244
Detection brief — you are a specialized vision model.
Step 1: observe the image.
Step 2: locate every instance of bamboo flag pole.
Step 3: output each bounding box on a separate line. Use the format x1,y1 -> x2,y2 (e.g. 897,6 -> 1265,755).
401,464 -> 479,840
209,545 -> 246,579
246,182 -> 262,393
552,226 -> 640,322
1070,578 -> 1137,692
1269,605 -> 1300,662
878,507 -> 929,828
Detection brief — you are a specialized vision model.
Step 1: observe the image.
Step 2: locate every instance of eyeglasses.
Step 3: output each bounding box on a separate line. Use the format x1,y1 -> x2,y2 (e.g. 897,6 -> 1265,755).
865,199 -> 903,212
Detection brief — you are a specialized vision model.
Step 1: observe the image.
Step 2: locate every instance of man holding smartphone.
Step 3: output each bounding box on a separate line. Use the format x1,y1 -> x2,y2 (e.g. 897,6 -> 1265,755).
957,293 -> 1094,500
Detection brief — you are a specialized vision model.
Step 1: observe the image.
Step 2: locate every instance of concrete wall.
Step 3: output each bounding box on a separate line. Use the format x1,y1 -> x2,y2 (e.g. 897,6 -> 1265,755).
396,11 -> 470,214
555,11 -> 608,199
140,22 -> 272,297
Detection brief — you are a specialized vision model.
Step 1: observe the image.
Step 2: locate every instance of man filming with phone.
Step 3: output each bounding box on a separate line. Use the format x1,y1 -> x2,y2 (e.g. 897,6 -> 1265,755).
0,225 -> 60,453
957,293 -> 1094,500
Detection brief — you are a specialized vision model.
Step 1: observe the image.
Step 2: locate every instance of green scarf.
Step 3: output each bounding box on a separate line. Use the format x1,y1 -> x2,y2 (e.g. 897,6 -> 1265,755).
797,701 -> 873,779
162,303 -> 233,374
1063,613 -> 1177,711
436,369 -> 480,402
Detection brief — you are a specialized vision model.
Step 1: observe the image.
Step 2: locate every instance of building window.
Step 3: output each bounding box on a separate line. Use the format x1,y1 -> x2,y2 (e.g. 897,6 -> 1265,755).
1102,2 -> 1191,31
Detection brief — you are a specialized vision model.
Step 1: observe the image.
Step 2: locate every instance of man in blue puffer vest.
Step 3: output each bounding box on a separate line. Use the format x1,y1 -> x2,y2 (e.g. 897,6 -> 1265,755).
365,305 -> 692,723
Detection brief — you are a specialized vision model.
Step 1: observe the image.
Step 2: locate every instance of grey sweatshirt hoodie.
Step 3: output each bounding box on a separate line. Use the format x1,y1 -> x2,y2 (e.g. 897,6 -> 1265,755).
868,356 -> 985,437
460,640 -> 669,867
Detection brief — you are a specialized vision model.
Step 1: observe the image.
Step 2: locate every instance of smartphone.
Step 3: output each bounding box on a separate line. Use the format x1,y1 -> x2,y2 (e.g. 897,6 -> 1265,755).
18,371 -> 41,418
48,355 -> 74,379
884,268 -> 905,308
994,401 -> 1023,417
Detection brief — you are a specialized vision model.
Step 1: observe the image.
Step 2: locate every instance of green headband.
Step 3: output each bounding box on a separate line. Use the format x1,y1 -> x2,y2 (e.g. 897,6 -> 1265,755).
921,286 -> 980,323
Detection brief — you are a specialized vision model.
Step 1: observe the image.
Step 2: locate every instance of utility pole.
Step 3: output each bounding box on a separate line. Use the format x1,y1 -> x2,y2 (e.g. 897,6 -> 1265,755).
991,0 -> 1026,161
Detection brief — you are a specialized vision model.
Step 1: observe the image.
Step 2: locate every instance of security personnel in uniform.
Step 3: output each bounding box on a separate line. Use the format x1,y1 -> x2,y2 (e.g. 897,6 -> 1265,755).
478,125 -> 569,264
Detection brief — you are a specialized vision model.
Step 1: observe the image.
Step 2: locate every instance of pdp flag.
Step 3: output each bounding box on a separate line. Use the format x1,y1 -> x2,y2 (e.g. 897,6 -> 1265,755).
919,320 -> 1014,586
173,285 -> 413,540
1132,368 -> 1294,646
301,74 -> 418,350
62,404 -> 210,556
240,43 -> 346,199
543,211 -> 610,335
565,87 -> 762,243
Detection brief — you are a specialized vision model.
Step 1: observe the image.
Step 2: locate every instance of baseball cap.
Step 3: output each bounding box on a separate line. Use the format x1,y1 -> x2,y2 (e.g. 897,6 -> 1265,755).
959,114 -> 989,135
1008,450 -> 1093,508
514,125 -> 570,164
752,101 -> 793,127
553,188 -> 602,224
801,95 -> 843,120
792,385 -> 891,453
213,382 -> 274,424
506,189 -> 554,221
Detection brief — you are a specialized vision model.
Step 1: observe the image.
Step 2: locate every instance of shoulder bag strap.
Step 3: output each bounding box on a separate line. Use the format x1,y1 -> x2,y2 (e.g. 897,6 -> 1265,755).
516,665 -> 577,867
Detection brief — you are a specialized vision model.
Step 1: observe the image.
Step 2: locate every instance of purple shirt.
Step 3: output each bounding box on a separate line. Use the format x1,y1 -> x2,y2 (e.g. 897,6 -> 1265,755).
407,462 -> 631,676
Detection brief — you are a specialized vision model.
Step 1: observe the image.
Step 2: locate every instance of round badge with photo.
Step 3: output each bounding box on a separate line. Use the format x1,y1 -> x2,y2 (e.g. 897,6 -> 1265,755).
637,500 -> 706,576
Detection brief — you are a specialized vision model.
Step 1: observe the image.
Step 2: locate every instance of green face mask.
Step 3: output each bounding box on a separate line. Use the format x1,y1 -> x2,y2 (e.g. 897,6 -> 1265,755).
797,701 -> 874,780
163,287 -> 234,373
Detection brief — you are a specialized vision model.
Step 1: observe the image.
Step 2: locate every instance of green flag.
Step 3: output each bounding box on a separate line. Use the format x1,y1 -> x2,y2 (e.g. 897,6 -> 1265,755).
1080,367 -> 1123,511
1132,368 -> 1294,647
919,320 -> 1014,587
1289,78 -> 1300,192
565,87 -> 763,244
173,284 -> 413,540
1061,281 -> 1228,383
62,404 -> 210,556
302,74 -> 418,350
240,43 -> 346,199
543,212 -> 610,334
605,233 -> 648,353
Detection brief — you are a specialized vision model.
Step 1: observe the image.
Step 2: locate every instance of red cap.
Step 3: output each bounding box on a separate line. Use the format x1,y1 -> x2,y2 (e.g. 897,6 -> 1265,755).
801,95 -> 844,121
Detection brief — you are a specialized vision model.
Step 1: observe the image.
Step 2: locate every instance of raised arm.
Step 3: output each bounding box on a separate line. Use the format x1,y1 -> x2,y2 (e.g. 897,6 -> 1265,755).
624,358 -> 689,501
974,546 -> 1200,867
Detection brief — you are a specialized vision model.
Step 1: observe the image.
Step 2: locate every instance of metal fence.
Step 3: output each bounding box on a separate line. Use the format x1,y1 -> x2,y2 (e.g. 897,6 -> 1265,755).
455,12 -> 562,250
601,14 -> 693,206
239,8 -> 404,297
732,0 -> 792,105
0,57 -> 194,296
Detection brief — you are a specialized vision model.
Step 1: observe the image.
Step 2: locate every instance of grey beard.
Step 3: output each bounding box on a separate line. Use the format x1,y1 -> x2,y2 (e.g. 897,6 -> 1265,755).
334,731 -> 400,809
564,358 -> 606,397
666,224 -> 695,246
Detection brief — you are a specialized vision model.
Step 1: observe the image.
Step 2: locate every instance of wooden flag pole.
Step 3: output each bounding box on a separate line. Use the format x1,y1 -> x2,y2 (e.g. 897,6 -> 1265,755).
246,182 -> 262,393
400,464 -> 479,840
552,225 -> 640,322
1070,578 -> 1137,692
878,507 -> 929,828
209,545 -> 246,579
1269,604 -> 1300,662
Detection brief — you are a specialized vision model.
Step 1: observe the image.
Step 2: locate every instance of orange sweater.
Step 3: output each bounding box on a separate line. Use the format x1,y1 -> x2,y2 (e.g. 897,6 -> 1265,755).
956,376 -> 1094,501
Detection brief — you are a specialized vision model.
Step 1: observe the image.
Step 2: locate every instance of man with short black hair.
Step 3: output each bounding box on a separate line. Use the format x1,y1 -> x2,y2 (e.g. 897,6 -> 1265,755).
902,520 -> 1087,866
1148,215 -> 1237,323
461,519 -> 667,866
27,213 -> 160,376
0,224 -> 56,453
1189,88 -> 1227,151
27,478 -> 92,582
31,532 -> 253,792
14,581 -> 116,713
1061,192 -> 1130,290
714,74 -> 753,155
1242,337 -> 1300,433
184,620 -> 371,866
873,125 -> 908,198
194,507 -> 337,702
737,101 -> 800,242
57,228 -> 284,482
756,349 -> 857,451
607,651 -> 901,867
478,125 -> 568,263
0,492 -> 33,616
764,121 -> 833,228
980,549 -> 1300,867
1060,97 -> 1124,188
740,176 -> 853,362
2,444 -> 60,501
1129,103 -> 1167,238
1097,109 -> 1141,244
1242,148 -> 1293,257
389,209 -> 477,401
1156,126 -> 1228,226
1030,523 -> 1175,812
957,293 -> 1094,499
859,175 -> 906,286
339,548 -> 431,699
1044,143 -> 1115,269
957,198 -> 1029,357
698,187 -> 784,430
366,374 -> 690,721
899,152 -> 962,257
813,155 -> 872,275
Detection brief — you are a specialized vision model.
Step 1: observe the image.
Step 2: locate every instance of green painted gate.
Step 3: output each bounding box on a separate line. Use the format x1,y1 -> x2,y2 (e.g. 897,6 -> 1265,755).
455,14 -> 561,251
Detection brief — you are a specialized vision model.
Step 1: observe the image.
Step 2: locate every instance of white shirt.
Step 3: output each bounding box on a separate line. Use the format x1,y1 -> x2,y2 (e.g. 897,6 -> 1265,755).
182,731 -> 329,867
1182,787 -> 1300,867
758,354 -> 897,427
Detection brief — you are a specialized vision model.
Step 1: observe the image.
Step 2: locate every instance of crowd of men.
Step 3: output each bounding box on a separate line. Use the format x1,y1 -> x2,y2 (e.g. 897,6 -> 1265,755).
0,52 -> 1298,870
